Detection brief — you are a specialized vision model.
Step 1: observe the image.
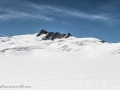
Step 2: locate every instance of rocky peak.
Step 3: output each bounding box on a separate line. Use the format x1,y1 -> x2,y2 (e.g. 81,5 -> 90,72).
36,30 -> 72,40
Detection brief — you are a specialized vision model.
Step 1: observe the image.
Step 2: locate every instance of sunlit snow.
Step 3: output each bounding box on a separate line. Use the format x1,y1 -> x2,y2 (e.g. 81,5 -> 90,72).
0,34 -> 120,90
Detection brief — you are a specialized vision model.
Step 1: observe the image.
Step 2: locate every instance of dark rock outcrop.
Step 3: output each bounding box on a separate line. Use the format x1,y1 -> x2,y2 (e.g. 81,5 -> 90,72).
36,29 -> 48,37
65,33 -> 72,38
100,40 -> 106,43
36,30 -> 72,40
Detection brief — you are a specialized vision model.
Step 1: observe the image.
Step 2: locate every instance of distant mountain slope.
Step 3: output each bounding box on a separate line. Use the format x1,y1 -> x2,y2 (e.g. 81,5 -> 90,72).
0,33 -> 120,57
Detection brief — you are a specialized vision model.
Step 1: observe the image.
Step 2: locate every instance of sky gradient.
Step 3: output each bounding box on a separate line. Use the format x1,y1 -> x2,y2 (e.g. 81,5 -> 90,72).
0,0 -> 120,42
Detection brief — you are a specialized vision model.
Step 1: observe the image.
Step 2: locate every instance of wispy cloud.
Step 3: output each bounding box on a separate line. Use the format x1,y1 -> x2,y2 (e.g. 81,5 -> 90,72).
0,8 -> 54,21
92,1 -> 120,25
29,3 -> 109,20
0,0 -> 118,24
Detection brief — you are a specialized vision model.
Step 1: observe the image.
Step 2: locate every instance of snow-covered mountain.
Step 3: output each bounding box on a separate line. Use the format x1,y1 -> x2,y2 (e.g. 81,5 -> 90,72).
0,33 -> 120,90
0,33 -> 120,57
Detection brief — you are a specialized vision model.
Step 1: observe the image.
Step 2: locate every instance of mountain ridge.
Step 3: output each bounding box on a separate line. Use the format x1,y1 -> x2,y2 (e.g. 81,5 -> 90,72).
36,29 -> 72,40
0,33 -> 120,57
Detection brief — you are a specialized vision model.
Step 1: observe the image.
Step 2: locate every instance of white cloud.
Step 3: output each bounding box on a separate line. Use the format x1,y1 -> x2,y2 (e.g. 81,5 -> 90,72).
0,0 -> 118,24
0,9 -> 54,21
29,3 -> 112,22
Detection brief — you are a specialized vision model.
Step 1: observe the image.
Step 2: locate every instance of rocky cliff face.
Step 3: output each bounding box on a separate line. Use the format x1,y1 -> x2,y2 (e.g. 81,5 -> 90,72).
36,30 -> 72,40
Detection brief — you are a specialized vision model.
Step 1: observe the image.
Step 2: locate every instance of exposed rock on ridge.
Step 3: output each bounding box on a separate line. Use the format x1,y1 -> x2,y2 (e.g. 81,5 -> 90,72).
36,29 -> 72,40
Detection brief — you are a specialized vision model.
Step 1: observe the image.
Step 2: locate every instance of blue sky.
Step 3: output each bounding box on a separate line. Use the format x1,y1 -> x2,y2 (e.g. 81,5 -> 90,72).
0,0 -> 120,42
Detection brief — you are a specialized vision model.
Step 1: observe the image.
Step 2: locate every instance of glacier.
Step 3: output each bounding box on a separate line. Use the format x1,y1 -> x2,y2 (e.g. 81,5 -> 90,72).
0,34 -> 120,90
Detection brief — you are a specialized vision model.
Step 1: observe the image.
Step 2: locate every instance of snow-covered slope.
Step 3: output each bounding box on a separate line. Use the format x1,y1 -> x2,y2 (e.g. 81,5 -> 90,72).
0,34 -> 120,90
0,34 -> 120,57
